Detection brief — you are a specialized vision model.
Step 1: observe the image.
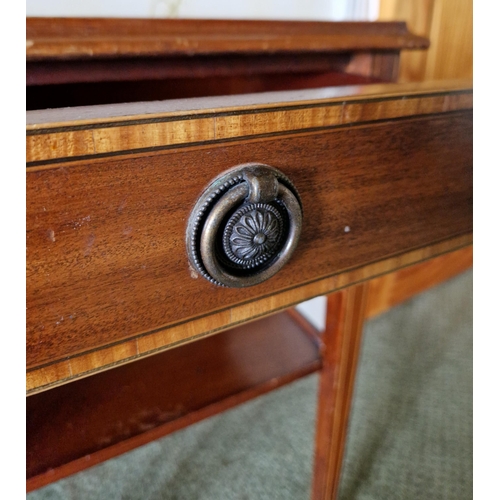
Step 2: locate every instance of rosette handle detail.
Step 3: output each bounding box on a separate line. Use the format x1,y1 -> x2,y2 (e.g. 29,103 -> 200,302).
186,164 -> 302,287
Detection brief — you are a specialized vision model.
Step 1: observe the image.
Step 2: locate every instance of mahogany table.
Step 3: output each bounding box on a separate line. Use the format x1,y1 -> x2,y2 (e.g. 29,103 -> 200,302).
26,18 -> 472,498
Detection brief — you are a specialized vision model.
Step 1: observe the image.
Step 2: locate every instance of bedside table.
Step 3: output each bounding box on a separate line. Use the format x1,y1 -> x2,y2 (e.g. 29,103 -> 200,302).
26,18 -> 472,498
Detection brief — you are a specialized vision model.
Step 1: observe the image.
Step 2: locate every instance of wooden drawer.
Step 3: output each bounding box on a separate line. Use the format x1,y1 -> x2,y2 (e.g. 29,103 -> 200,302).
26,19 -> 472,396
27,81 -> 472,393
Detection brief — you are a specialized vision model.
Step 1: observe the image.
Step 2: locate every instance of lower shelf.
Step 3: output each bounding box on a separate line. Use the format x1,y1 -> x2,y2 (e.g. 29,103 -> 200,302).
27,310 -> 321,491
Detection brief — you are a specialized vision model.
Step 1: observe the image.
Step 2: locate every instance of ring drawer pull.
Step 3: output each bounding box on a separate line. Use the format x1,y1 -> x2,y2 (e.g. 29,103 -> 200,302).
186,163 -> 302,287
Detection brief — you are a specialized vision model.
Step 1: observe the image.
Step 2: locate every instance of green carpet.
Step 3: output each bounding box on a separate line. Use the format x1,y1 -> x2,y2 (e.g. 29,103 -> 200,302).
28,270 -> 472,500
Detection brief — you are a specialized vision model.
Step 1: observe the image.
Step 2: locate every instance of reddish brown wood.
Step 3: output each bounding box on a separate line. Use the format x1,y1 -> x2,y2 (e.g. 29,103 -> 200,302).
312,284 -> 369,500
26,53 -> 358,86
26,80 -> 470,129
26,112 -> 473,370
24,18 -> 470,499
344,51 -> 400,82
366,245 -> 473,318
26,70 -> 383,110
26,18 -> 429,60
26,310 -> 321,491
26,19 -> 427,98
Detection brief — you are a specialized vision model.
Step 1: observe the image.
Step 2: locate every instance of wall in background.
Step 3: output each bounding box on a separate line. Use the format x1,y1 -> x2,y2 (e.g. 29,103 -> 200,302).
26,0 -> 379,21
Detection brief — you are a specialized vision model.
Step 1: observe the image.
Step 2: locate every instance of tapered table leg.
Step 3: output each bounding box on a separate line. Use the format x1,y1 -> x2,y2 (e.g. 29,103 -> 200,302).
311,283 -> 369,500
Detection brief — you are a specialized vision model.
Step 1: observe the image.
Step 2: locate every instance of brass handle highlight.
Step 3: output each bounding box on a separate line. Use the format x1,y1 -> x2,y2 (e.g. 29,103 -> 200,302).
186,163 -> 302,287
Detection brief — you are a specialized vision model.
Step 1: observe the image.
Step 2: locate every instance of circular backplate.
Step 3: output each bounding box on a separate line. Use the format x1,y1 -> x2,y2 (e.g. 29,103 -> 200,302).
186,163 -> 302,287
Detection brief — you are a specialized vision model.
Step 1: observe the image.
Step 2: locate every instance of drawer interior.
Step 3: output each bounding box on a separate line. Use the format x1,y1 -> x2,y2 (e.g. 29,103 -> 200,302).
27,53 -> 382,110
27,70 -> 379,110
26,19 -> 426,110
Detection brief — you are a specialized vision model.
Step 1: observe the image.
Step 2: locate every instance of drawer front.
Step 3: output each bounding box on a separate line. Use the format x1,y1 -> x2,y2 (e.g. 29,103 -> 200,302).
26,82 -> 473,392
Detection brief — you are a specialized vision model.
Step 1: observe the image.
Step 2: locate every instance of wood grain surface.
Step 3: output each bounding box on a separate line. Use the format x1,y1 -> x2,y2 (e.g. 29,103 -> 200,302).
26,18 -> 427,95
26,79 -> 470,127
26,82 -> 472,164
379,0 -> 472,82
26,18 -> 428,60
26,109 -> 472,391
312,284 -> 369,500
27,310 -> 320,490
366,245 -> 472,318
26,234 -> 471,395
379,0 -> 436,82
26,83 -> 472,393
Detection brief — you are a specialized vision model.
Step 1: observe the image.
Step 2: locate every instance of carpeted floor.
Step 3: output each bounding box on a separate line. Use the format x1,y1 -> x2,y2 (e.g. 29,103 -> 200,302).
28,270 -> 472,500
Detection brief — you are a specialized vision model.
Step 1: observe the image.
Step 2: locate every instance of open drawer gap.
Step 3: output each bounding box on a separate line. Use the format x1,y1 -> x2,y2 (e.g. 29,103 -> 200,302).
26,68 -> 381,110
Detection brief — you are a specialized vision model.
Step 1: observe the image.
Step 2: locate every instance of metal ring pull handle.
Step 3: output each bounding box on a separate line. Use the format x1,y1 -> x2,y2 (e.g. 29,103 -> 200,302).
186,163 -> 302,287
